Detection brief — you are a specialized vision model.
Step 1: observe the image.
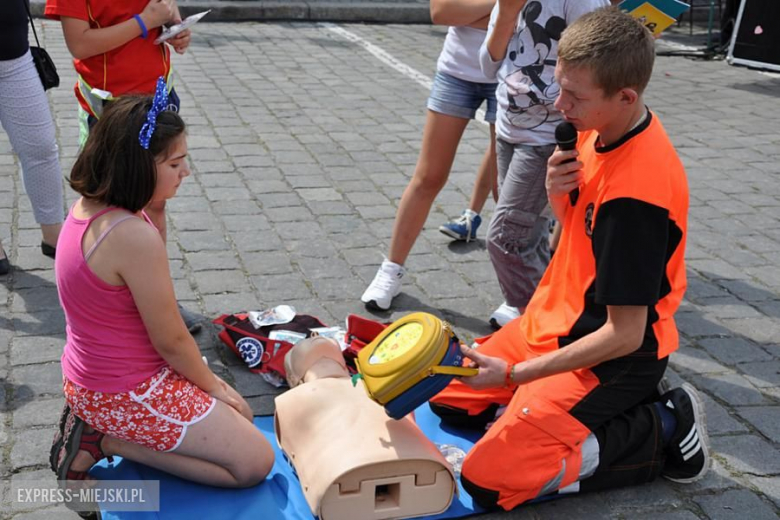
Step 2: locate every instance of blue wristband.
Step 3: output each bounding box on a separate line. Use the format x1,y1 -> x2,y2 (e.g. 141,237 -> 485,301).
133,14 -> 148,39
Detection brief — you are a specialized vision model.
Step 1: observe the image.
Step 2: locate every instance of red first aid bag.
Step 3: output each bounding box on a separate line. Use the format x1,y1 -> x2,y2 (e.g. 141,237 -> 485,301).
213,313 -> 328,378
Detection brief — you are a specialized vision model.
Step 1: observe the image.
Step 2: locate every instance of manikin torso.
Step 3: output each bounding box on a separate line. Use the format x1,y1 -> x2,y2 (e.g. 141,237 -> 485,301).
274,337 -> 455,520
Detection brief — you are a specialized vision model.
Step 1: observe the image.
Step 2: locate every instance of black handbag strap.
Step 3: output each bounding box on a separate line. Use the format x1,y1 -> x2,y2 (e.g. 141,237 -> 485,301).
23,0 -> 43,48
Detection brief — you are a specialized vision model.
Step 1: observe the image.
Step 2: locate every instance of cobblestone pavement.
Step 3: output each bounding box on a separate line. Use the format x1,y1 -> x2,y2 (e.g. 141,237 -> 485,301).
1,19 -> 779,520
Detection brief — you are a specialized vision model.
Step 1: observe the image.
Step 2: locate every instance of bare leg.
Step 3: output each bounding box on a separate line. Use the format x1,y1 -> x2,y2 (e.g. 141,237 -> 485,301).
71,401 -> 274,488
145,200 -> 167,243
41,223 -> 62,249
388,110 -> 470,265
467,125 -> 497,214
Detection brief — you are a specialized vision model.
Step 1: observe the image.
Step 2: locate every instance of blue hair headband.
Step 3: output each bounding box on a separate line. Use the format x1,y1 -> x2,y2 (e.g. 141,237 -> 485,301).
138,77 -> 169,150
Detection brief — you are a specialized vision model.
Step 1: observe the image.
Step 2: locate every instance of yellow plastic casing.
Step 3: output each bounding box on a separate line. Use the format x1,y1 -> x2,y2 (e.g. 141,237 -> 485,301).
355,312 -> 476,404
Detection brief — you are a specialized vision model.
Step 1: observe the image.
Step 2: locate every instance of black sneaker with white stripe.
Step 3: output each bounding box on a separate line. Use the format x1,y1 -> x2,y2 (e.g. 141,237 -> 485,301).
661,383 -> 711,483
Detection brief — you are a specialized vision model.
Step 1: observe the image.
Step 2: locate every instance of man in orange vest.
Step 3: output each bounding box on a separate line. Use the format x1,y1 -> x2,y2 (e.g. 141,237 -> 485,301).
430,7 -> 708,510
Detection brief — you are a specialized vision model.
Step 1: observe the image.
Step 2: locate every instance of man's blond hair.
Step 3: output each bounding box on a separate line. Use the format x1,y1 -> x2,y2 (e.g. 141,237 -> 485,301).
558,7 -> 655,96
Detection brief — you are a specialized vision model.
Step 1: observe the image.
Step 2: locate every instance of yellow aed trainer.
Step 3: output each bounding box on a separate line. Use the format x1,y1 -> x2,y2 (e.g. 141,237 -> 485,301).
354,312 -> 478,419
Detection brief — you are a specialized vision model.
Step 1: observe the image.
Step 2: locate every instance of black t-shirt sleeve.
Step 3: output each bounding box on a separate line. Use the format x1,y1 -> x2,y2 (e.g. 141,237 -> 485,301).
592,197 -> 669,306
0,2 -> 30,61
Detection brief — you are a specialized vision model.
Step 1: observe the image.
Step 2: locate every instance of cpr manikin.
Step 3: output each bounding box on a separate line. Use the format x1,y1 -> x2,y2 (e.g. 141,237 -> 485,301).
274,336 -> 456,520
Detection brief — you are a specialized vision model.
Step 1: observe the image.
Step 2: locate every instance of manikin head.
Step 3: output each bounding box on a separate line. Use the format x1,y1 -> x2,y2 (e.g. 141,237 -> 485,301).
284,336 -> 349,388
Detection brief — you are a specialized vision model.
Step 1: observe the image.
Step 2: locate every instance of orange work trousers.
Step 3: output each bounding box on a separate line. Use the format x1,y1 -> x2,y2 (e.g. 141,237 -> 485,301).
430,319 -> 666,511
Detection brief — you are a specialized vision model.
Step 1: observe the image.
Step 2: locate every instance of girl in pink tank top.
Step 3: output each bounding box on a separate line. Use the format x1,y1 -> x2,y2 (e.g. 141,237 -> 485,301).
51,85 -> 273,507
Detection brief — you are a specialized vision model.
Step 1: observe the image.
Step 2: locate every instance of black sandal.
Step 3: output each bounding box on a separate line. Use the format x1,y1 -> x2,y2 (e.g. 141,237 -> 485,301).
50,402 -> 71,473
41,241 -> 56,259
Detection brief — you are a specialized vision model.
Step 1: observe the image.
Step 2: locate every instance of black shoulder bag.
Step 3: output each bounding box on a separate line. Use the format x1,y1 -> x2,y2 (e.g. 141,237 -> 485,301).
23,0 -> 60,90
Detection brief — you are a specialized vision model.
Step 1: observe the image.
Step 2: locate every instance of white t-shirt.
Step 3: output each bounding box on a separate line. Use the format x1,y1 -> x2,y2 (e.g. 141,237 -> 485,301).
480,0 -> 610,144
437,26 -> 496,84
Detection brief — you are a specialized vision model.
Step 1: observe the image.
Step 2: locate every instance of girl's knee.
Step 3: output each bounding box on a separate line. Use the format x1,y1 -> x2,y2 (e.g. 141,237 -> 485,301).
231,444 -> 274,487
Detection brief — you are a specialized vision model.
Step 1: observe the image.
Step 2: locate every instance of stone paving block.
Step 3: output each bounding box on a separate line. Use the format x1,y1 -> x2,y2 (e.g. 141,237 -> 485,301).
684,458 -> 743,493
177,231 -> 232,252
185,251 -> 242,272
202,292 -> 262,318
255,192 -> 301,209
746,266 -> 780,290
195,270 -> 249,295
9,270 -> 56,290
231,230 -> 284,253
694,489 -> 778,520
712,435 -> 780,476
284,240 -> 340,261
529,492 -> 612,519
319,215 -> 372,236
296,257 -> 352,280
251,272 -> 315,302
751,476 -> 780,509
721,317 -> 780,345
10,288 -> 61,314
734,406 -> 780,442
698,337 -> 773,366
241,251 -> 293,276
10,364 -> 64,401
171,212 -> 219,231
273,222 -> 326,243
264,206 -> 315,223
7,505 -> 82,519
296,188 -> 342,202
10,427 -> 57,470
690,372 -> 769,406
12,310 -> 66,338
669,347 -> 728,375
717,279 -> 777,302
10,337 -> 64,366
739,360 -> 780,389
12,397 -> 64,430
12,248 -> 53,272
415,271 -> 474,299
700,393 -> 749,436
211,200 -> 263,216
309,277 -> 366,302
674,312 -> 732,338
220,214 -> 271,233
632,510 -> 701,520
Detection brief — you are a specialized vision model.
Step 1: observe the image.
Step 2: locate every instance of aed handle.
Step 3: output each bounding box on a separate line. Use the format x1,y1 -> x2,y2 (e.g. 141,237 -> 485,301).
429,366 -> 479,377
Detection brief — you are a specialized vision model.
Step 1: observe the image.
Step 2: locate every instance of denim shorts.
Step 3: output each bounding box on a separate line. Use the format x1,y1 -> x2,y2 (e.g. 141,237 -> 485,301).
427,71 -> 498,123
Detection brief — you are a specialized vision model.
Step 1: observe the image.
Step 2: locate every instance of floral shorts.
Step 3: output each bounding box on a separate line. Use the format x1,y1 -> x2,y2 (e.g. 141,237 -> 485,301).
64,367 -> 216,452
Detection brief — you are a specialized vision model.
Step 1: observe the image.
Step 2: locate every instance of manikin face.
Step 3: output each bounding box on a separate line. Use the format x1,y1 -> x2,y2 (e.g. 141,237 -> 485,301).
553,62 -> 629,133
152,134 -> 190,202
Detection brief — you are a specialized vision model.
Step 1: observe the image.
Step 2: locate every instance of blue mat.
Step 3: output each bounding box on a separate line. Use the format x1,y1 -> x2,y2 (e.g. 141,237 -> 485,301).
91,403 -> 486,520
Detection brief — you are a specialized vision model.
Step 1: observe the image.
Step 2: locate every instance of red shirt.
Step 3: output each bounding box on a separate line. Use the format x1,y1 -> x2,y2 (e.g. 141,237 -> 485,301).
45,0 -> 171,115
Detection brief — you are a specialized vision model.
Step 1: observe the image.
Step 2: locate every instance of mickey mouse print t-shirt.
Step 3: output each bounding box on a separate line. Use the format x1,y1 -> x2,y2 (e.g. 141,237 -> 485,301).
480,0 -> 609,145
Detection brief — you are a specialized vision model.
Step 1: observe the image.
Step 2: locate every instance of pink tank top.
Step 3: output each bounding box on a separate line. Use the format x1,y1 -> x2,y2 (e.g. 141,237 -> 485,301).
56,206 -> 167,393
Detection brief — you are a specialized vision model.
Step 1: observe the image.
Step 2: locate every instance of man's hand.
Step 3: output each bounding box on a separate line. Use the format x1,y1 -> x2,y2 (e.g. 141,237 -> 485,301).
458,345 -> 508,390
141,0 -> 174,30
546,148 -> 583,200
210,376 -> 253,422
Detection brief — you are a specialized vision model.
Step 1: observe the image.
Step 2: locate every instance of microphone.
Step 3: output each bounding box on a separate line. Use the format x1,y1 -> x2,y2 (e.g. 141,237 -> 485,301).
555,121 -> 579,206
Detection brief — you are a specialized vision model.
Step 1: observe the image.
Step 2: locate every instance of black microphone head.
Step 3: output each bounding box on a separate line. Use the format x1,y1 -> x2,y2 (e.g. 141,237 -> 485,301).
555,121 -> 578,150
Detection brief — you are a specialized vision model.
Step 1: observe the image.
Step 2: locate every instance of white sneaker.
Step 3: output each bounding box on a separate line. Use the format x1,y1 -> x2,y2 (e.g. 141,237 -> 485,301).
489,302 -> 521,329
361,260 -> 405,310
